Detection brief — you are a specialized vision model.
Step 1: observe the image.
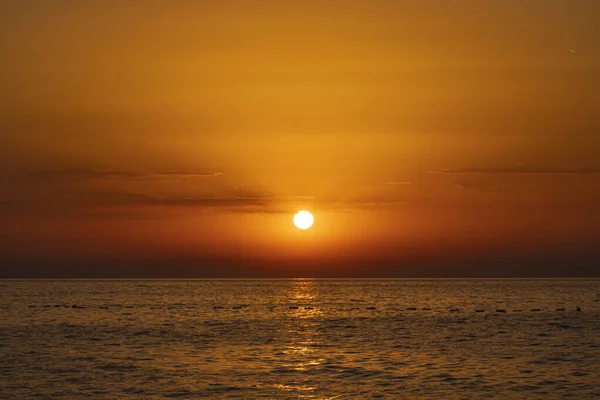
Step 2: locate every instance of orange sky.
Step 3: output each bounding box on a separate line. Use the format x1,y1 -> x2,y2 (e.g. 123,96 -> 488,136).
1,1 -> 599,277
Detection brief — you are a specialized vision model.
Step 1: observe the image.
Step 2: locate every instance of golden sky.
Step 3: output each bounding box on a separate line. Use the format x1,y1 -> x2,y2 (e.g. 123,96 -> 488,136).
1,1 -> 599,277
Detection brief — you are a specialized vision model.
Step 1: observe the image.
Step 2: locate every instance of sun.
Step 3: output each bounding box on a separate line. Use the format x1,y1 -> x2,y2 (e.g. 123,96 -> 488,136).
293,210 -> 314,230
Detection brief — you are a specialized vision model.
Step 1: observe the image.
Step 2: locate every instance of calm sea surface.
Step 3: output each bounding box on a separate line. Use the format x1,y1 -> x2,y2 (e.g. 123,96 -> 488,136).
1,279 -> 600,399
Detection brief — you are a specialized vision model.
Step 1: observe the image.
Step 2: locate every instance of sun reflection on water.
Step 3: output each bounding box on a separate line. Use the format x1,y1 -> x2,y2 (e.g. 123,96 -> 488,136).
288,278 -> 323,318
275,279 -> 328,397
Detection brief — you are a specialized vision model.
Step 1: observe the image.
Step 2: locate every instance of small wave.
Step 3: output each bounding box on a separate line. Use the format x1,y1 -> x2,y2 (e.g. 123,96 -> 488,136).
96,364 -> 138,372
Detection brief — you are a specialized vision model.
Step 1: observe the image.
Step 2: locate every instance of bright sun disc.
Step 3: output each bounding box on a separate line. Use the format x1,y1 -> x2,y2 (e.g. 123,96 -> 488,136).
293,210 -> 314,230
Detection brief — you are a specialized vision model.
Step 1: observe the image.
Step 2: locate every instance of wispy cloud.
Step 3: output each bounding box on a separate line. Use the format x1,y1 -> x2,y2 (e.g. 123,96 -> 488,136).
79,191 -> 279,213
433,166 -> 600,175
81,212 -> 179,220
452,181 -> 495,192
315,198 -> 414,212
153,171 -> 223,177
27,168 -> 223,181
1,185 -> 414,217
76,190 -> 414,214
383,181 -> 412,185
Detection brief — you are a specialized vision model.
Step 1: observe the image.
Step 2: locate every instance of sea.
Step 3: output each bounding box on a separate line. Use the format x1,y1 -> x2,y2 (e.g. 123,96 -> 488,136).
1,279 -> 599,399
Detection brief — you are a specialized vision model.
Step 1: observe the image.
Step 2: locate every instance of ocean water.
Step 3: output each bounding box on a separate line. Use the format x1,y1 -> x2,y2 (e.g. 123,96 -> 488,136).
1,279 -> 600,399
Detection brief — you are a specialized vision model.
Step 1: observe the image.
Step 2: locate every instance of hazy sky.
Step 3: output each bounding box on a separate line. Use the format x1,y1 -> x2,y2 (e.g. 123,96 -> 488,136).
1,1 -> 599,277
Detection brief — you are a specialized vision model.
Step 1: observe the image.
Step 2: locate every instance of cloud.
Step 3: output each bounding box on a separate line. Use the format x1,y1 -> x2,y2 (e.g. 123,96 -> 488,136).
79,191 -> 280,213
0,191 -> 283,216
433,166 -> 600,175
27,168 -> 223,181
152,171 -> 223,177
315,198 -> 414,212
74,190 -> 415,215
81,212 -> 179,220
1,184 -> 415,218
383,181 -> 412,185
452,181 -> 495,192
283,195 -> 317,200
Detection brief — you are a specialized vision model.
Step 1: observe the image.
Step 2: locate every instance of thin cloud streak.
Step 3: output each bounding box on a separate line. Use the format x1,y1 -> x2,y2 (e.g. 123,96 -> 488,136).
1,184 -> 416,217
81,212 -> 180,220
452,181 -> 495,192
77,191 -> 281,214
383,181 -> 412,185
76,191 -> 415,214
27,168 -> 223,181
433,166 -> 600,175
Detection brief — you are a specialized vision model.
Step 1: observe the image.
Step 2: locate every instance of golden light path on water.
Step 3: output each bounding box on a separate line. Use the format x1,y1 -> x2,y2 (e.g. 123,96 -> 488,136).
277,279 -> 324,398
